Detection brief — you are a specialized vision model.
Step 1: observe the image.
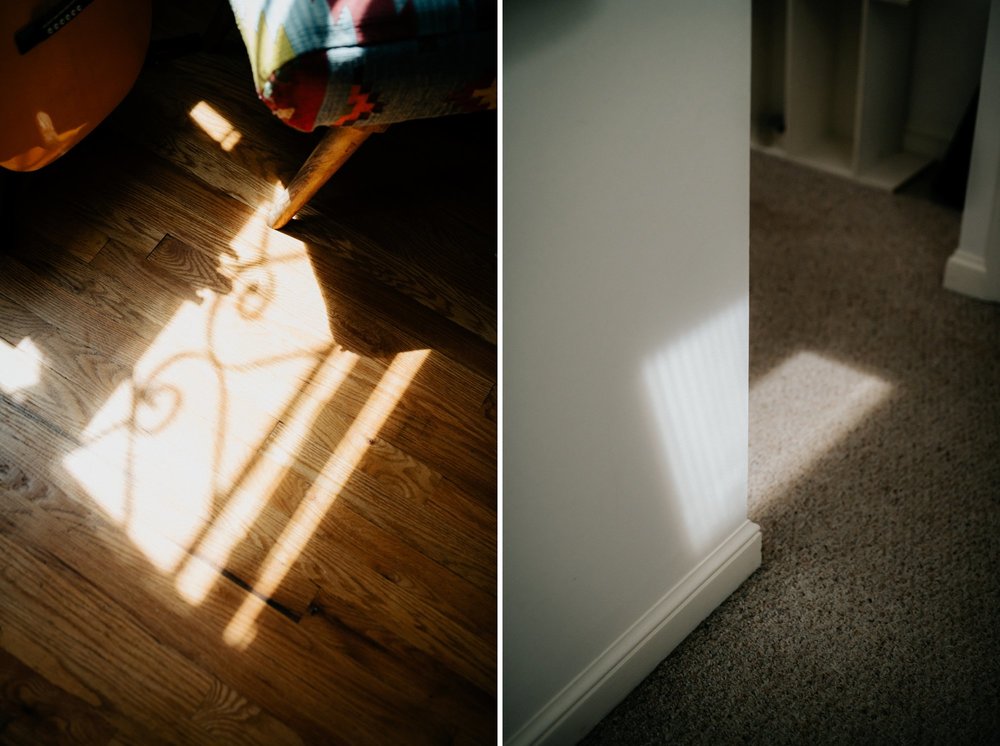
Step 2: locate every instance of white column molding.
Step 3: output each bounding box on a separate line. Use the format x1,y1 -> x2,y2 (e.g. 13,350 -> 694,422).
944,0 -> 1000,302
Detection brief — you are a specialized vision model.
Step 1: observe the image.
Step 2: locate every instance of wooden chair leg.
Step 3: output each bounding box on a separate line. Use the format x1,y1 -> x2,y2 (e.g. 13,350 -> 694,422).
268,125 -> 377,229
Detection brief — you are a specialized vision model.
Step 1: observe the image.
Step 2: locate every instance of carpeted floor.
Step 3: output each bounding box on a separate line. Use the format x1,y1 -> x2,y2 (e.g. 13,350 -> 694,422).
582,153 -> 1000,744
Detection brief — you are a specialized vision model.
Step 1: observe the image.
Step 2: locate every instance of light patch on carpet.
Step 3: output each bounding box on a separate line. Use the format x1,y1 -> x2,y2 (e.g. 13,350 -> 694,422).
750,351 -> 893,510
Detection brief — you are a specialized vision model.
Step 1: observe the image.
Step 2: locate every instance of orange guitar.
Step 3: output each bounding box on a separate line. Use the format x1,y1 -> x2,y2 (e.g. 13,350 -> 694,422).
0,0 -> 151,171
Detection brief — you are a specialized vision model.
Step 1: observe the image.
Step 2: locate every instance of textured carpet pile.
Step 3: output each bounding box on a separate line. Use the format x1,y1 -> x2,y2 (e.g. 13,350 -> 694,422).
583,153 -> 1000,744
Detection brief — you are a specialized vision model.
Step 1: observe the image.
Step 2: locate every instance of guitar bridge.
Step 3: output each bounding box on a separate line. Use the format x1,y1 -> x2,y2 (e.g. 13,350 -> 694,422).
15,0 -> 96,55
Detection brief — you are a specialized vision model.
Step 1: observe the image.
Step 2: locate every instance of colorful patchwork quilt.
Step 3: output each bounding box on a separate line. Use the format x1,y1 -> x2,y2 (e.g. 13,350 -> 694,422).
228,0 -> 496,131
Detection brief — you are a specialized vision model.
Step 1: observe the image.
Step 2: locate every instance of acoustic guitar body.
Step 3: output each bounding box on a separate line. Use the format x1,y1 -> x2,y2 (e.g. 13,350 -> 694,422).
0,0 -> 152,172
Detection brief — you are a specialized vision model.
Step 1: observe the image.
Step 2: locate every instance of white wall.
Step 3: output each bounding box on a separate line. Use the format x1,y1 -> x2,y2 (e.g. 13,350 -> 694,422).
503,1 -> 759,743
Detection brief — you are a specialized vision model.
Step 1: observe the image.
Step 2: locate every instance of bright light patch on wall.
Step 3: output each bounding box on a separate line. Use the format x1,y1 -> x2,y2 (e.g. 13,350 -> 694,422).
0,337 -> 42,393
643,298 -> 749,553
750,351 -> 892,509
189,101 -> 242,151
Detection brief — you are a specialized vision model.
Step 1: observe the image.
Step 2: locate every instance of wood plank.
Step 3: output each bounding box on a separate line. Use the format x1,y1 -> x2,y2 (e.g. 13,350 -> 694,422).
483,383 -> 497,423
0,505 -> 300,745
0,401 -> 494,743
291,217 -> 497,348
265,354 -> 495,504
139,114 -> 494,354
304,114 -> 497,338
146,233 -> 237,295
18,153 -> 164,258
164,355 -> 497,690
2,5 -> 496,739
304,500 -> 496,693
0,648 -> 119,745
0,240 -> 337,477
58,129 -> 286,259
11,208 -> 497,505
108,50 -> 314,211
0,271 -> 496,723
6,232 -> 170,345
296,235 -> 497,382
26,129 -> 497,385
350,435 -> 496,594
89,237 -> 226,310
307,191 -> 497,328
0,250 -> 494,565
18,198 -> 110,263
110,67 -> 498,349
0,283 -> 283,495
0,288 -> 288,489
87,237 -> 335,398
3,182 -> 495,744
0,253 -> 154,366
0,295 -> 133,438
187,455 -> 497,692
0,291 -> 312,588
359,361 -> 497,504
170,354 -> 495,601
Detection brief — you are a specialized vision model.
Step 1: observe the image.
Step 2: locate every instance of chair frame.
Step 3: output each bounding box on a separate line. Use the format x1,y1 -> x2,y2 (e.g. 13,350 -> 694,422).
268,123 -> 387,229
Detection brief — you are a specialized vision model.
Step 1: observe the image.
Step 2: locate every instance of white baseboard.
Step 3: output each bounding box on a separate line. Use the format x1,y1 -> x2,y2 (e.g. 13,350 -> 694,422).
943,248 -> 1000,302
505,520 -> 762,746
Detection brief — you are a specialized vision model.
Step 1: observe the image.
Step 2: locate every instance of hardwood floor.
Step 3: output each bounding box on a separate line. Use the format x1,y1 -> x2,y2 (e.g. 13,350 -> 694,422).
0,5 -> 496,743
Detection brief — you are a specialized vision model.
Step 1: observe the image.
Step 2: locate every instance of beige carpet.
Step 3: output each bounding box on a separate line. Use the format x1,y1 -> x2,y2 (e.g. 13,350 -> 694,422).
582,153 -> 1000,744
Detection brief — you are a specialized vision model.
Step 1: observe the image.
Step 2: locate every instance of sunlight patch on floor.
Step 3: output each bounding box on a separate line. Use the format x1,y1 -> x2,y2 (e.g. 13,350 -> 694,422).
189,101 -> 242,151
750,350 -> 893,510
63,209 -> 333,573
56,185 -> 432,651
223,348 -> 430,649
0,337 -> 42,394
174,346 -> 358,605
